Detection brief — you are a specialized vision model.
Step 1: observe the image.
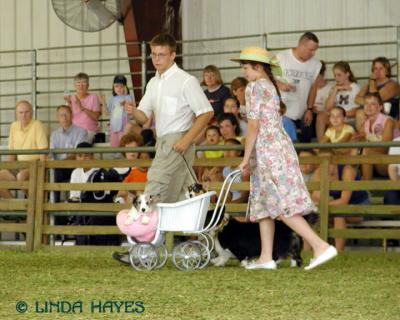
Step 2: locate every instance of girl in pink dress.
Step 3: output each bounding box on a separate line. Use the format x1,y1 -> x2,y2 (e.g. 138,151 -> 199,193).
233,47 -> 337,270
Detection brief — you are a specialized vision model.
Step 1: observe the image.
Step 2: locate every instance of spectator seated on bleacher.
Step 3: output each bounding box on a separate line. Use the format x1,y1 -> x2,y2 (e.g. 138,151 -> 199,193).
299,149 -> 318,183
115,132 -> 149,204
68,142 -> 121,245
313,61 -> 334,141
69,142 -> 98,202
50,104 -> 89,202
230,77 -> 248,121
222,138 -> 249,204
201,125 -> 224,159
385,136 -> 400,205
280,105 -> 298,142
64,72 -> 101,143
355,57 -> 400,128
202,65 -> 231,122
0,100 -> 48,199
298,149 -> 319,251
318,106 -> 356,156
319,61 -> 360,134
353,92 -> 399,180
200,138 -> 249,206
217,112 -> 243,144
195,125 -> 223,181
223,96 -> 247,136
311,159 -> 370,252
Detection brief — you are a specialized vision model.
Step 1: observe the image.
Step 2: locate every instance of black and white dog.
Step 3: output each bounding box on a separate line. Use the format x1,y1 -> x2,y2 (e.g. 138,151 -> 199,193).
210,214 -> 303,267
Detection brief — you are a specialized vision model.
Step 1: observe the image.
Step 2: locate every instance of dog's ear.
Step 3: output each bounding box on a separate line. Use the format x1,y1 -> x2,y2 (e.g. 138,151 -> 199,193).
149,193 -> 161,204
131,191 -> 138,201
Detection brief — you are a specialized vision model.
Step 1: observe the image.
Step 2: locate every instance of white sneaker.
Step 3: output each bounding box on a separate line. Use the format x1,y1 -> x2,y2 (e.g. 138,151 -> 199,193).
245,260 -> 277,270
304,246 -> 338,271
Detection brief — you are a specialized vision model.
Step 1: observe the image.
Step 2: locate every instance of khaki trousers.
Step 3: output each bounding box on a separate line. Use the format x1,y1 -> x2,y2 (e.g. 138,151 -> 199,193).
144,131 -> 195,203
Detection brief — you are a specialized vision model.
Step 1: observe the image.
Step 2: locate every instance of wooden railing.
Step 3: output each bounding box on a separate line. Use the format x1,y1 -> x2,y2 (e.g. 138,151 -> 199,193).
1,154 -> 400,251
0,161 -> 38,251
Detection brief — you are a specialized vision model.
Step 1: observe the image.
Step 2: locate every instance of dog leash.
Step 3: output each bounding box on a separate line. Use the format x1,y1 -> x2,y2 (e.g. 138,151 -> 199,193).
245,199 -> 250,222
181,154 -> 201,185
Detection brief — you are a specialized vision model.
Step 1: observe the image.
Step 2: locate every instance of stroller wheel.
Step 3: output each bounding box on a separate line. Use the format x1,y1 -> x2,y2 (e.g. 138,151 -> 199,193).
155,244 -> 168,269
172,241 -> 202,271
192,240 -> 211,269
129,243 -> 159,271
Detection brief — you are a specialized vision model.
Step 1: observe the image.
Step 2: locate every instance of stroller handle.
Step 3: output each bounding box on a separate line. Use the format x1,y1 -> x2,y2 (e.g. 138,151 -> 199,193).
200,169 -> 242,232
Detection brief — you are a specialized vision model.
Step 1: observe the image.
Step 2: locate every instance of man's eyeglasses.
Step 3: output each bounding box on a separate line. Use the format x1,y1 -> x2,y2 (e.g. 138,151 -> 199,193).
150,53 -> 168,59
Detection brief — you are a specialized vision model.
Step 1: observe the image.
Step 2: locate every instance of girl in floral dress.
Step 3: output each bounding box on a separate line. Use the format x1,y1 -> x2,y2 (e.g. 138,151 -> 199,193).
233,47 -> 337,270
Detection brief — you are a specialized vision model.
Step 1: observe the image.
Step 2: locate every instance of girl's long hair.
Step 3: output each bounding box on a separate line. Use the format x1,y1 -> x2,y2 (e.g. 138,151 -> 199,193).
333,61 -> 357,83
243,60 -> 286,115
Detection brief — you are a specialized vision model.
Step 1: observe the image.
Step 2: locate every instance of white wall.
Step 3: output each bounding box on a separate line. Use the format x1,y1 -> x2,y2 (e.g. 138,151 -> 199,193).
182,0 -> 400,86
0,0 -> 131,140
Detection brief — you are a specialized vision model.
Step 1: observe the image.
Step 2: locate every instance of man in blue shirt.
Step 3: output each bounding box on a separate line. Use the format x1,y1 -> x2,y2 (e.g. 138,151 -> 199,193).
50,105 -> 88,202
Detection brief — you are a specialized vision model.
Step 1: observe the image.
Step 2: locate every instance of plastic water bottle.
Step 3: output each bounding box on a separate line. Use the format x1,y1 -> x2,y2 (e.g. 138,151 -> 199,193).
383,102 -> 392,115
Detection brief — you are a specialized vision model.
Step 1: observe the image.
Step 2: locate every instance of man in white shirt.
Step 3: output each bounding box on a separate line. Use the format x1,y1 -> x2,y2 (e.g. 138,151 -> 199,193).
125,33 -> 214,202
277,32 -> 322,142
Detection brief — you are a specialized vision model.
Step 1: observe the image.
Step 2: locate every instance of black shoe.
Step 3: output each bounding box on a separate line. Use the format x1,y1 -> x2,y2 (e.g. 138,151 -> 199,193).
112,251 -> 130,265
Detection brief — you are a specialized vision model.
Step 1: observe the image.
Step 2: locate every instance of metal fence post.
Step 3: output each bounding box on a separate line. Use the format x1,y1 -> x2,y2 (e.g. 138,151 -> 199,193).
261,33 -> 268,49
141,41 -> 147,95
31,49 -> 37,119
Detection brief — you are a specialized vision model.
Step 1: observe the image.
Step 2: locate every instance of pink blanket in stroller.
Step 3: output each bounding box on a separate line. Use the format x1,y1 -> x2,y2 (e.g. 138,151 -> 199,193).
116,209 -> 158,242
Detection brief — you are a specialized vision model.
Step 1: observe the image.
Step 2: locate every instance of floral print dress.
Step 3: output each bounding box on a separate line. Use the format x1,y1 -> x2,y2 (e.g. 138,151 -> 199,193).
246,79 -> 316,221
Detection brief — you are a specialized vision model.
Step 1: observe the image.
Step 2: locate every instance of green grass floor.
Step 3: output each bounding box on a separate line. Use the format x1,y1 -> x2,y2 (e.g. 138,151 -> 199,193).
0,246 -> 399,320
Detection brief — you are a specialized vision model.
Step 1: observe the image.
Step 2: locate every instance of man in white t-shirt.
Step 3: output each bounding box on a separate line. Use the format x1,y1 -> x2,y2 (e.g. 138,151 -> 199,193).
125,33 -> 214,203
277,32 -> 322,142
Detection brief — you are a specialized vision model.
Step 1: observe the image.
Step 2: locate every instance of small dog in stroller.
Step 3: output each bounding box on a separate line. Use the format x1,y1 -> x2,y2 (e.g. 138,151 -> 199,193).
116,193 -> 159,243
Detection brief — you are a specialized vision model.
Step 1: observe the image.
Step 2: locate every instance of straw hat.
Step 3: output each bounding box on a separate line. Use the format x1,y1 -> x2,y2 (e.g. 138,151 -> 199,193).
231,46 -> 282,76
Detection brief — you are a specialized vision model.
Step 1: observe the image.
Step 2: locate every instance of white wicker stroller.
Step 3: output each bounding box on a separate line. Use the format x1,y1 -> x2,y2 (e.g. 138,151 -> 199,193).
126,169 -> 242,271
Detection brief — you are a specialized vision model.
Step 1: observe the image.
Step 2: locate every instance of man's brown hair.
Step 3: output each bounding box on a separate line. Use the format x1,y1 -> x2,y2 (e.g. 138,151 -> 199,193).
299,32 -> 319,44
149,33 -> 177,52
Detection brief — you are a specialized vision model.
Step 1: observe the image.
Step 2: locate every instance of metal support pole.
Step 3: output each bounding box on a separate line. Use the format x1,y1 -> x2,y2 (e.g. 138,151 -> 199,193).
141,41 -> 147,95
31,50 -> 37,119
261,33 -> 268,49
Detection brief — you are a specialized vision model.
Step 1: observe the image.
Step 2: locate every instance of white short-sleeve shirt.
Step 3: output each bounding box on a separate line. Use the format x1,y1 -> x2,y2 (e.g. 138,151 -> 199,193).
314,82 -> 333,112
277,49 -> 321,120
69,168 -> 98,199
333,82 -> 361,112
138,63 -> 213,137
389,136 -> 400,175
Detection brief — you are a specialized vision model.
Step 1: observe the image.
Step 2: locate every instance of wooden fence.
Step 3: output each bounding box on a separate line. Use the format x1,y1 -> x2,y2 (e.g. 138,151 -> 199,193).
1,154 -> 400,251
